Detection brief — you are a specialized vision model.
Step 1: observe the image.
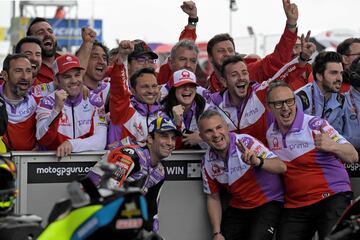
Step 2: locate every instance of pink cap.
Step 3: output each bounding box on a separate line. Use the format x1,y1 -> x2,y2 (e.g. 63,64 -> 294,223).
173,69 -> 198,88
53,54 -> 84,76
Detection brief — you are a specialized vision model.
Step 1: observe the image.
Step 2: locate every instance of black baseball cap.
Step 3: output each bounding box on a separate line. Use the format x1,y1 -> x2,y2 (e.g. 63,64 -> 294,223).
128,40 -> 158,61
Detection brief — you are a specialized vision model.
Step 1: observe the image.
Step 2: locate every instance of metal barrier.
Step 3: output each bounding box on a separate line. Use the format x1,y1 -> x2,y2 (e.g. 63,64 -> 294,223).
6,150 -> 211,240
1,151 -> 359,240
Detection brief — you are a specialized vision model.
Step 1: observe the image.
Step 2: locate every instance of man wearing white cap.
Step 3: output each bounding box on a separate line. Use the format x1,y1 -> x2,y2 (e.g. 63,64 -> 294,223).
36,54 -> 107,157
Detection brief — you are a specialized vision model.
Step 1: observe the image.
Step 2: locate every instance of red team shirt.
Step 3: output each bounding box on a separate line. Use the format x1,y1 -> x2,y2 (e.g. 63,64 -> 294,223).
266,111 -> 351,208
202,132 -> 284,209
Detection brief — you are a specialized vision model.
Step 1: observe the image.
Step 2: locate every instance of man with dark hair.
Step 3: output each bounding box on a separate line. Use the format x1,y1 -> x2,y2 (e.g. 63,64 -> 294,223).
26,17 -> 97,85
295,51 -> 345,132
206,44 -> 315,145
36,54 -> 107,157
82,41 -> 110,105
336,37 -> 360,92
89,116 -> 180,233
109,40 -> 163,146
14,36 -> 56,99
199,109 -> 286,240
14,36 -> 42,79
266,80 -> 358,240
0,54 -> 38,150
206,0 -> 299,93
127,40 -> 159,77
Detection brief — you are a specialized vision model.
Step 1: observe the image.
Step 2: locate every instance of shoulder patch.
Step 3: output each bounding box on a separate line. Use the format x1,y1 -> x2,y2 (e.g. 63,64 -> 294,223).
89,93 -> 104,108
296,90 -> 310,110
39,96 -> 55,109
308,116 -> 325,130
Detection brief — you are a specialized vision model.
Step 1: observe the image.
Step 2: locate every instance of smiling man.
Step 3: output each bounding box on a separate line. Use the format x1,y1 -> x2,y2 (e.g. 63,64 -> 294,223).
199,109 -> 286,240
36,54 -> 107,157
108,41 -> 165,146
207,54 -> 300,145
266,81 -> 358,240
88,116 -> 180,233
0,54 -> 37,150
14,36 -> 57,99
26,17 -> 97,85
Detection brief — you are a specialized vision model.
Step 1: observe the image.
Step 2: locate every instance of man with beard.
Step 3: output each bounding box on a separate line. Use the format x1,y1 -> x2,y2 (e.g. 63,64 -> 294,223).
206,42 -> 315,145
0,54 -> 37,150
295,51 -> 345,132
206,0 -> 298,93
88,117 -> 181,233
26,17 -> 97,85
337,38 -> 360,92
82,41 -> 110,104
342,56 -> 360,158
265,81 -> 358,240
14,36 -> 56,98
36,54 -> 107,158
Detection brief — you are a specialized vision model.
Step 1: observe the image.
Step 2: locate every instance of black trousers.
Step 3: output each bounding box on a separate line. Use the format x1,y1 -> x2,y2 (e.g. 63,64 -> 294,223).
221,201 -> 283,240
277,192 -> 353,240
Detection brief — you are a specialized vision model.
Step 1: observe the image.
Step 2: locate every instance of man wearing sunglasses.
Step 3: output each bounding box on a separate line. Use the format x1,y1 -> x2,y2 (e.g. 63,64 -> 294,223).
295,51 -> 345,133
265,80 -> 358,240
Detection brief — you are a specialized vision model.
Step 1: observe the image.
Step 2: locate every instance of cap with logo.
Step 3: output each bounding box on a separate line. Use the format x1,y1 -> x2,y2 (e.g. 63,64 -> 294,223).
128,40 -> 158,61
173,69 -> 198,88
53,54 -> 84,76
148,117 -> 181,136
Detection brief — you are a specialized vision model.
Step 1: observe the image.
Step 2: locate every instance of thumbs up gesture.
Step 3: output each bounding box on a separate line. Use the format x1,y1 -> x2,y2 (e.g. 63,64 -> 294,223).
312,126 -> 336,152
236,139 -> 262,167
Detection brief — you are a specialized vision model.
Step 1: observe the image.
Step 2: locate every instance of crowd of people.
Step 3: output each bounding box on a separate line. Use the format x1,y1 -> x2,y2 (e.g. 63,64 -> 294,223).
0,0 -> 359,239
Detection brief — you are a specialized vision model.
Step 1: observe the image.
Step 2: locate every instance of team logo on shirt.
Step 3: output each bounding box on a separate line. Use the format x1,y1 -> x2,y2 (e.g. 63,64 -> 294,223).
211,163 -> 225,176
133,122 -> 145,136
322,192 -> 330,198
59,113 -> 70,126
271,137 -> 281,150
240,137 -> 254,149
308,117 -> 324,130
82,103 -> 90,112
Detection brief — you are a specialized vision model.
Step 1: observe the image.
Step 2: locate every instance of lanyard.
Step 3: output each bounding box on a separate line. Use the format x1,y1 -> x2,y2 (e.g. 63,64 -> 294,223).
311,85 -> 330,119
349,90 -> 360,125
311,85 -> 316,115
215,92 -> 250,132
183,108 -> 194,130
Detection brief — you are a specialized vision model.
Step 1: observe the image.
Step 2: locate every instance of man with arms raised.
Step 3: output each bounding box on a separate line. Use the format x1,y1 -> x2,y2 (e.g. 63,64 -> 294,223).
207,0 -> 299,92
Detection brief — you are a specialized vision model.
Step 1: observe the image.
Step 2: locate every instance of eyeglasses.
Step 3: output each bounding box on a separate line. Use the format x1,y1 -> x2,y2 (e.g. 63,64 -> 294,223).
133,57 -> 157,65
268,98 -> 296,109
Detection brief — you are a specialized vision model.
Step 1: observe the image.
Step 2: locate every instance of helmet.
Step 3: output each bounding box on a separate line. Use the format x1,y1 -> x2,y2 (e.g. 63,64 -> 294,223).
0,158 -> 16,216
105,145 -> 141,188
